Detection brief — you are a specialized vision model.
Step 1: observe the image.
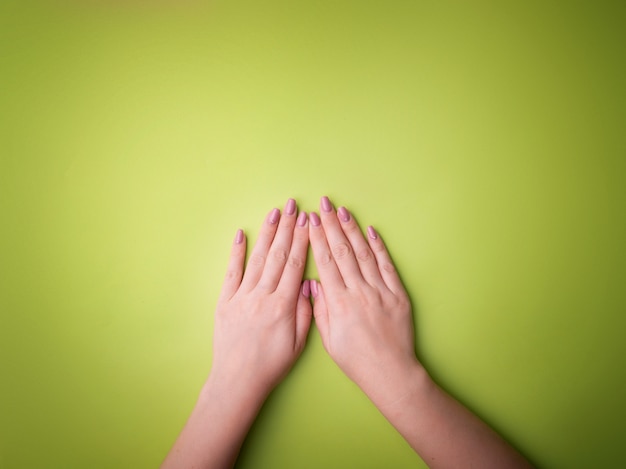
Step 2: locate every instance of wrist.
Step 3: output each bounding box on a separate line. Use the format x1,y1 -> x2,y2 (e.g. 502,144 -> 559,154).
162,369 -> 272,469
200,368 -> 270,417
362,358 -> 433,412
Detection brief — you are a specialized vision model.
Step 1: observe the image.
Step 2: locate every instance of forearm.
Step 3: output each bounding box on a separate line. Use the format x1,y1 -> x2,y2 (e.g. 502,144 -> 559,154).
372,363 -> 532,469
161,374 -> 268,469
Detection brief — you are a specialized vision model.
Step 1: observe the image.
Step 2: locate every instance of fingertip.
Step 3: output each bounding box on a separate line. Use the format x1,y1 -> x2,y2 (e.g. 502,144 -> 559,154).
297,211 -> 308,227
321,196 -> 333,213
302,279 -> 311,298
285,198 -> 296,216
367,225 -> 378,240
268,208 -> 281,224
295,284 -> 313,351
309,212 -> 321,227
337,206 -> 351,223
234,228 -> 245,244
310,279 -> 319,298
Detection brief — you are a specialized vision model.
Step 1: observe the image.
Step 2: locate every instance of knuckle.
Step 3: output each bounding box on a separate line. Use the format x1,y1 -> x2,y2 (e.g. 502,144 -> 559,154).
288,255 -> 305,269
343,221 -> 360,234
356,248 -> 372,262
387,294 -> 410,312
268,295 -> 293,318
249,254 -> 265,266
372,241 -> 386,253
276,293 -> 292,310
398,296 -> 411,312
225,268 -> 241,280
382,262 -> 396,274
319,251 -> 333,266
363,286 -> 381,303
332,242 -> 352,260
271,248 -> 289,264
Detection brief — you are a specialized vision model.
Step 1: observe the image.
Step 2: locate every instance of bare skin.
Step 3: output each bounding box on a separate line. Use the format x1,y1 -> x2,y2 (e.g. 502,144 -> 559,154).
309,197 -> 533,469
161,197 -> 533,469
161,199 -> 311,469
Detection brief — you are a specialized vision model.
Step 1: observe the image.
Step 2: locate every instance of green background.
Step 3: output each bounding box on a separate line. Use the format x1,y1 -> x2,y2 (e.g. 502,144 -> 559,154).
1,1 -> 624,468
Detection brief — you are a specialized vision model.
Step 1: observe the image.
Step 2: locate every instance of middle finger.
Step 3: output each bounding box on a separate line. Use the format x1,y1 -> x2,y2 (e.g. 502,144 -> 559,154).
319,196 -> 364,289
255,198 -> 299,292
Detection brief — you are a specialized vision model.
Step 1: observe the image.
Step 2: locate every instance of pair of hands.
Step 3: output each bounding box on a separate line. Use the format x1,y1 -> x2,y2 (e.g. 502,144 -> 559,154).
210,197 -> 420,406
165,197 -> 533,469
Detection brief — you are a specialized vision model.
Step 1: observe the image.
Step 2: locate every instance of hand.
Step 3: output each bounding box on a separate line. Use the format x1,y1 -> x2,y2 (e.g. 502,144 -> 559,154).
162,199 -> 312,469
210,198 -> 312,398
165,198 -> 532,469
308,196 -> 421,407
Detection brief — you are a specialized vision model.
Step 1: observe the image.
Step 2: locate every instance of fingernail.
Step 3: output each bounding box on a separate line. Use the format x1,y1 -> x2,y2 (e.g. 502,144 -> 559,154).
297,211 -> 307,227
367,225 -> 378,240
310,280 -> 319,298
302,280 -> 311,298
285,198 -> 296,215
235,229 -> 244,244
269,208 -> 280,224
310,212 -> 321,227
321,196 -> 332,213
337,206 -> 350,223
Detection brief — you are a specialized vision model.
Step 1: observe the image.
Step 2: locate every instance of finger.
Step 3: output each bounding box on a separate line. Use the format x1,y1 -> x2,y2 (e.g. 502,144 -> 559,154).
309,211 -> 345,293
218,229 -> 247,302
276,210 -> 309,297
336,206 -> 387,290
239,207 -> 281,291
310,280 -> 330,351
294,280 -> 313,353
256,198 -> 299,291
319,196 -> 363,288
366,226 -> 406,295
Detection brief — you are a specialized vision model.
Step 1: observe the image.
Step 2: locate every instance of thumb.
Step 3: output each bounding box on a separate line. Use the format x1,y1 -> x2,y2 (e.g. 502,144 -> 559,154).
310,280 -> 330,350
294,280 -> 313,353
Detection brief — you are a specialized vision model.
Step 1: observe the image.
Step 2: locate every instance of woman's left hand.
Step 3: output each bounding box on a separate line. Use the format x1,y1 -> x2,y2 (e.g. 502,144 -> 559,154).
210,198 -> 312,399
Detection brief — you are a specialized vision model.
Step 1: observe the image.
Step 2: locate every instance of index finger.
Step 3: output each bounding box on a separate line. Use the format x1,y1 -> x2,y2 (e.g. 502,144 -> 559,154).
309,211 -> 345,294
318,196 -> 364,289
275,210 -> 310,297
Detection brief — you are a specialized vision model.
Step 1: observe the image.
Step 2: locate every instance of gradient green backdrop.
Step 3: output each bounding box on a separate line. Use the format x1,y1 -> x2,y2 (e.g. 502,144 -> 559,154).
1,1 -> 625,468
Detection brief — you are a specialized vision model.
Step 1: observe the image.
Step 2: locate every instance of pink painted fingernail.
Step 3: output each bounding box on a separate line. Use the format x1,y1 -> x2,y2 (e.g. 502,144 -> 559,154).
302,280 -> 311,298
321,196 -> 332,213
285,198 -> 296,215
297,211 -> 307,227
309,212 -> 321,227
235,229 -> 244,244
337,206 -> 350,223
367,225 -> 378,240
310,280 -> 319,298
269,208 -> 280,224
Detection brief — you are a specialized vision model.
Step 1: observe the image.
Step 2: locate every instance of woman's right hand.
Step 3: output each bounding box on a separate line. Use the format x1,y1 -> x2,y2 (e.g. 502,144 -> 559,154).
308,196 -> 423,407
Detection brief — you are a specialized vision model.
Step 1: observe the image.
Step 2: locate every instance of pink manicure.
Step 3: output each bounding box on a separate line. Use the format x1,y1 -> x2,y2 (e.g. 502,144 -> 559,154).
310,280 -> 319,298
321,196 -> 332,213
285,198 -> 296,216
297,211 -> 307,227
235,229 -> 244,244
269,208 -> 280,224
367,225 -> 378,240
302,280 -> 311,298
309,212 -> 321,227
338,206 -> 350,222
